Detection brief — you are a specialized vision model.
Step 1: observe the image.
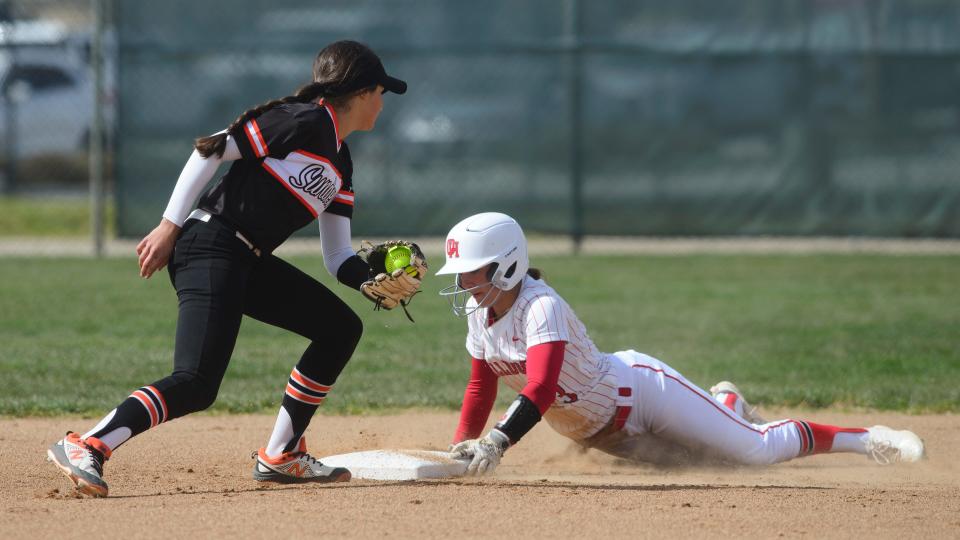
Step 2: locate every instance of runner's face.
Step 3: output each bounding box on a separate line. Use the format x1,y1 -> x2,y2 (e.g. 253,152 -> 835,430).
458,265 -> 495,303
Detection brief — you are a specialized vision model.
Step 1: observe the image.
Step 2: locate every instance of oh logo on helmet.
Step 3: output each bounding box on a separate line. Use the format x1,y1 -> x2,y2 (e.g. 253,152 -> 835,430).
446,238 -> 460,258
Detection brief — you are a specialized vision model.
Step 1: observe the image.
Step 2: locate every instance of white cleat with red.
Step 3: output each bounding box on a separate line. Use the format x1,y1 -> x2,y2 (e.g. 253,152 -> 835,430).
865,426 -> 926,464
709,380 -> 767,425
47,431 -> 111,497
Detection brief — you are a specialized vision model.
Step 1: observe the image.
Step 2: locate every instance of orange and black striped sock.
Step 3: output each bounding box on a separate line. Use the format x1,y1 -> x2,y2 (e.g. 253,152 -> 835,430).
84,386 -> 168,451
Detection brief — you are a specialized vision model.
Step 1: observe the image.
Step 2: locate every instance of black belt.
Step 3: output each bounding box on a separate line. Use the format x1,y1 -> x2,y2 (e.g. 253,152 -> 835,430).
187,209 -> 262,257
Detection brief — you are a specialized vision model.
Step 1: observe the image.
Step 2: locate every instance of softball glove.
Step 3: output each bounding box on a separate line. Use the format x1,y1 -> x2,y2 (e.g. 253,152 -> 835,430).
357,240 -> 427,322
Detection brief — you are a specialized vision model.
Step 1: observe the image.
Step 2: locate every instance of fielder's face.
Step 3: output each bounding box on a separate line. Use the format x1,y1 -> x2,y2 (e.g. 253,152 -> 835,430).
352,84 -> 384,131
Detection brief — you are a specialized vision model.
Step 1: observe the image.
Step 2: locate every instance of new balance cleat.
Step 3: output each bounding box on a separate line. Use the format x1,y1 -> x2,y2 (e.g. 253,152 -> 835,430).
865,426 -> 926,464
252,438 -> 350,483
47,431 -> 110,497
709,380 -> 767,425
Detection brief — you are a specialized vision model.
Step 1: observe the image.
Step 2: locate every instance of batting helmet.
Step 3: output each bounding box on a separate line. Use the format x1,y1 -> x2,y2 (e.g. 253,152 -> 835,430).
436,212 -> 529,316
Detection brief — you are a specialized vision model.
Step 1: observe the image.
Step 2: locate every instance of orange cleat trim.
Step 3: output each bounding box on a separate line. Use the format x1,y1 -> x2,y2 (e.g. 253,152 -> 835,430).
84,436 -> 112,460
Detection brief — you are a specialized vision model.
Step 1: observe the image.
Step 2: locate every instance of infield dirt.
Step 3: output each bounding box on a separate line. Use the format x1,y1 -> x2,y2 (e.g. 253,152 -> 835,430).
3,410 -> 958,539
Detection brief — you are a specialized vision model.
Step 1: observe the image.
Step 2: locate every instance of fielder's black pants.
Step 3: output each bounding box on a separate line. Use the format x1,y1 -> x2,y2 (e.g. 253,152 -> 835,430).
155,216 -> 363,420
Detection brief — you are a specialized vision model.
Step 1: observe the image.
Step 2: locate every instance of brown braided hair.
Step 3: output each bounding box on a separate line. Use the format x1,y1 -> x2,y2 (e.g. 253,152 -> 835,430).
194,40 -> 382,158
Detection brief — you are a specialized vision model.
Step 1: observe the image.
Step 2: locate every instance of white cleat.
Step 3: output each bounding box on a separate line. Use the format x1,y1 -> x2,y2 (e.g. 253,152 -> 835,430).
865,426 -> 926,464
709,381 -> 767,425
47,431 -> 110,497
252,438 -> 351,484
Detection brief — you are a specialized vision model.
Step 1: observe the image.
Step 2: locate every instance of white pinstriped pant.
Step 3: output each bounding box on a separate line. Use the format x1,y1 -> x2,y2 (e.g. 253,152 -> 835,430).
586,350 -> 802,466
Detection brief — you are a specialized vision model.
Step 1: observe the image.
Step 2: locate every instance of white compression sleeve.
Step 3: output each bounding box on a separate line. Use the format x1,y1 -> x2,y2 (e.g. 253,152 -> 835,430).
161,136 -> 242,227
319,212 -> 356,277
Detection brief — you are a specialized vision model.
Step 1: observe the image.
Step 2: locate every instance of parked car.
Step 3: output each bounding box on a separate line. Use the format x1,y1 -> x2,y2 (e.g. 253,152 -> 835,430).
0,19 -> 108,160
0,50 -> 93,158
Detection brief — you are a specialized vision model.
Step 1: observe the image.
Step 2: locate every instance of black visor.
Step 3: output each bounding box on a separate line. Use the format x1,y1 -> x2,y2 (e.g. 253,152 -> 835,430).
381,73 -> 407,94
371,58 -> 406,94
337,59 -> 406,96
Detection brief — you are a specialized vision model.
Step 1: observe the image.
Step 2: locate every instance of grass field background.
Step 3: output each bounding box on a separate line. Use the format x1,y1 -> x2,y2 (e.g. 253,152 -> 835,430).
1,253 -> 957,416
0,197 -> 115,237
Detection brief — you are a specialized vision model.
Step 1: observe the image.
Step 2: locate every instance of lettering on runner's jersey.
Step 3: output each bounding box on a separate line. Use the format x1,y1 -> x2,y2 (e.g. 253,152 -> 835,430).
556,385 -> 579,404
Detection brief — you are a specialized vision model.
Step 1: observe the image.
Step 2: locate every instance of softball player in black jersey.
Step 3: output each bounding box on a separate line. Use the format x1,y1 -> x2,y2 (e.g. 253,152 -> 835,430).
47,41 -> 416,496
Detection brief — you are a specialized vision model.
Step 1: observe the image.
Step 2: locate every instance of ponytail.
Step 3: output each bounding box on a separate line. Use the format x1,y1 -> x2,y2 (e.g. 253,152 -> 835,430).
527,268 -> 543,280
193,81 -> 328,158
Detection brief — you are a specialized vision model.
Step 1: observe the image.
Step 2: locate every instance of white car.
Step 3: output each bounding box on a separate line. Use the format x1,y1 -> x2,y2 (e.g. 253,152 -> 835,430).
0,48 -> 93,158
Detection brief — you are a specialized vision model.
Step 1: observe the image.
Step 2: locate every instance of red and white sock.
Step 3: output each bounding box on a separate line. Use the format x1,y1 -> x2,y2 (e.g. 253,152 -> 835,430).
794,421 -> 868,455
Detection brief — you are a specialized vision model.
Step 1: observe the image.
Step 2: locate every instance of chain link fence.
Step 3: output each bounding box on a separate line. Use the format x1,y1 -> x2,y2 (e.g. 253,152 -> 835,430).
5,1 -> 960,238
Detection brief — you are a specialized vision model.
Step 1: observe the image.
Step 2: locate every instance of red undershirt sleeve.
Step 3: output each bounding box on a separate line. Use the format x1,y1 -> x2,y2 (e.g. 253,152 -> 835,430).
519,341 -> 566,415
452,358 -> 499,444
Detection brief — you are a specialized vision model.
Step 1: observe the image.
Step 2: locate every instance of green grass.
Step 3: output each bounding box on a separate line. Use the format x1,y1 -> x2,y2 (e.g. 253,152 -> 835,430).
0,196 -> 114,236
1,254 -> 957,417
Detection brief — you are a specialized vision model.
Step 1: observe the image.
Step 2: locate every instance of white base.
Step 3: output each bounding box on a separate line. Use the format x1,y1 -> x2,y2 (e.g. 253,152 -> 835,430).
319,449 -> 469,480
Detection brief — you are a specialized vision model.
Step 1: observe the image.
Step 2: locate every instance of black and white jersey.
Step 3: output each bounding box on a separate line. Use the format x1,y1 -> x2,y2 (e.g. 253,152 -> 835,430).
197,101 -> 355,253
